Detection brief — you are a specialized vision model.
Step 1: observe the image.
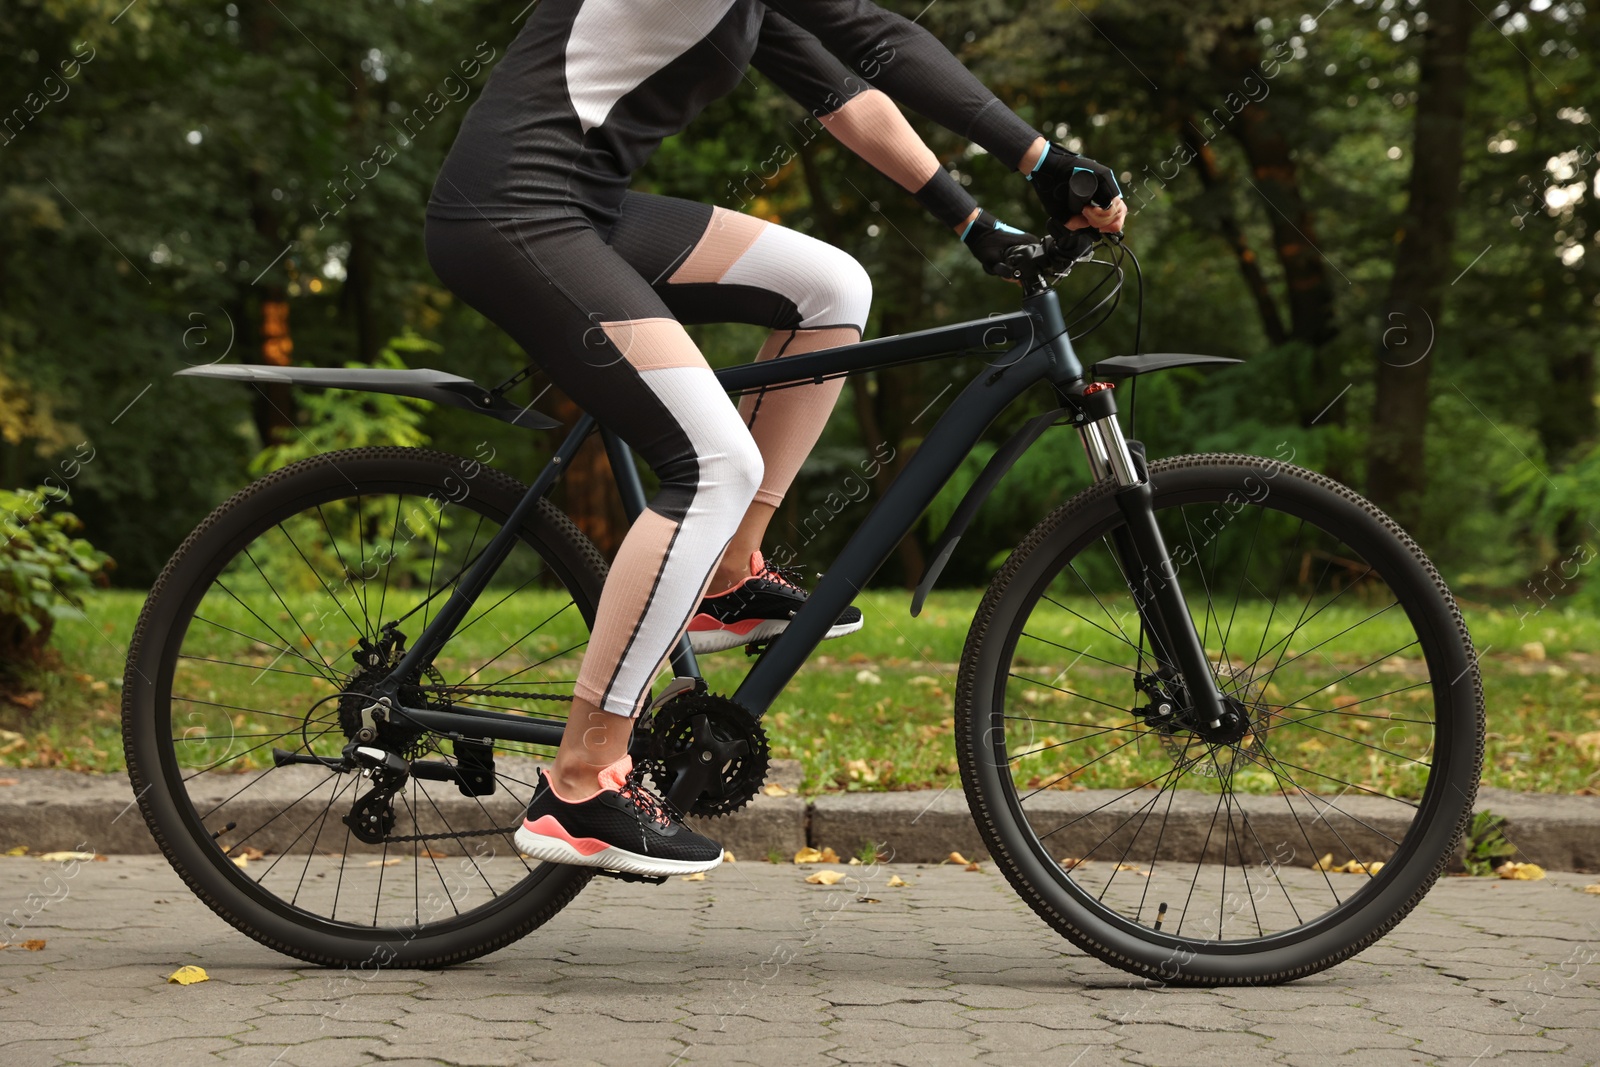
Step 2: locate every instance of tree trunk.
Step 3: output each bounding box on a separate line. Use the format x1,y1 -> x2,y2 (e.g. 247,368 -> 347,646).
552,393 -> 626,559
1366,0 -> 1475,526
1182,124 -> 1288,348
1212,26 -> 1341,426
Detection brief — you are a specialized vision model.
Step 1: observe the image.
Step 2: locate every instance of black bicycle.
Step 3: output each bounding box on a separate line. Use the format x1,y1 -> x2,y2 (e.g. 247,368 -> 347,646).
123,235 -> 1482,985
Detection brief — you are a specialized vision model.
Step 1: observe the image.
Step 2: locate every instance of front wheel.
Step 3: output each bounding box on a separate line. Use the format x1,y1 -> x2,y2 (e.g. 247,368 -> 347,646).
956,454 -> 1483,985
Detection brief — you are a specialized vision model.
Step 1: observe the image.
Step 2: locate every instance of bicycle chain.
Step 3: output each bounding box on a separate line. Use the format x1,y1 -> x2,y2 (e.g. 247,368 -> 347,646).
378,823 -> 521,845
415,684 -> 565,702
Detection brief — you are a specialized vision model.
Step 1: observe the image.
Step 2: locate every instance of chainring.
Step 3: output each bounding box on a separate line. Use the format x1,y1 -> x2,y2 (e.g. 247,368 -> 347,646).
638,692 -> 769,818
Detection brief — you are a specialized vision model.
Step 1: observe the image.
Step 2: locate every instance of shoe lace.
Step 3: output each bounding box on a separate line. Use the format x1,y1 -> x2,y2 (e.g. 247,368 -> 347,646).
756,557 -> 807,592
617,765 -> 681,829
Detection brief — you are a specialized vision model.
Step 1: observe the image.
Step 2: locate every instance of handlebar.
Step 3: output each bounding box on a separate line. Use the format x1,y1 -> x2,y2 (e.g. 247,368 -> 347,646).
1002,226 -> 1114,293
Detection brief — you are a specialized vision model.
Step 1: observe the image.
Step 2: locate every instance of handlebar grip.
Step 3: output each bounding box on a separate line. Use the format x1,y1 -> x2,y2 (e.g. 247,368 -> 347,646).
1067,170 -> 1101,214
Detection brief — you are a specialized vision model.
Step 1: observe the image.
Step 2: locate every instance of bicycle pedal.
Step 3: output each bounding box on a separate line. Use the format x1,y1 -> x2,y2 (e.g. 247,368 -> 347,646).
596,869 -> 667,886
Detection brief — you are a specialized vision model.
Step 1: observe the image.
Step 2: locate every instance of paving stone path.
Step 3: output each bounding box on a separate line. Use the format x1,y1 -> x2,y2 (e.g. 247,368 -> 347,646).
2,856 -> 1598,1065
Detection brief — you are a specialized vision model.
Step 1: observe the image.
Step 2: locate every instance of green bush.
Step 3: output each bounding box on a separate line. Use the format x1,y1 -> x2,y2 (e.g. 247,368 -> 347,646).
0,485 -> 112,663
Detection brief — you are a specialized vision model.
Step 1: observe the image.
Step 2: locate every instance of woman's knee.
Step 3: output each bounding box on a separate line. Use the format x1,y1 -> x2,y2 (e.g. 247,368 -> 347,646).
651,421 -> 764,519
798,241 -> 872,333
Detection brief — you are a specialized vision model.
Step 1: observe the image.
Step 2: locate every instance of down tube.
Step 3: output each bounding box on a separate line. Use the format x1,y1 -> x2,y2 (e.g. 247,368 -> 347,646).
734,342 -> 1055,715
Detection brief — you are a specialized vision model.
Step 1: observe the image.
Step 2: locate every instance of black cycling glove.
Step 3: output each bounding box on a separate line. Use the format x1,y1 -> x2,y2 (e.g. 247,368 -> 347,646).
961,210 -> 1037,279
1025,143 -> 1122,225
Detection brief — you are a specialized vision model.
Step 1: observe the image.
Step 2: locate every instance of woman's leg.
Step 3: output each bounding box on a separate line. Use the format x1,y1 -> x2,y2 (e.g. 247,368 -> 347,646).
606,196 -> 873,589
425,213 -> 763,794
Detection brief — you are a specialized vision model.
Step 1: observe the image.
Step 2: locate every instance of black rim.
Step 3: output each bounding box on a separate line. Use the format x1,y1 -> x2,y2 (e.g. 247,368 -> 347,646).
147,462 -> 594,939
984,468 -> 1461,953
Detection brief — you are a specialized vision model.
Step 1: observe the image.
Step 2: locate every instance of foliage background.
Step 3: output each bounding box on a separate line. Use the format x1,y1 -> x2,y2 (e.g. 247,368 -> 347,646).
0,0 -> 1594,600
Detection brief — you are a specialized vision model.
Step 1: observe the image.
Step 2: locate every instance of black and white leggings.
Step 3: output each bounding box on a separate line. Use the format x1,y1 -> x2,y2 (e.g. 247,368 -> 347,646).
425,193 -> 870,717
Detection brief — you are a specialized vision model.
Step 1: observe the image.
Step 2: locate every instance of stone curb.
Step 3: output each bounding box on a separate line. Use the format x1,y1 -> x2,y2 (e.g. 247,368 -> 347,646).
2,765 -> 1596,872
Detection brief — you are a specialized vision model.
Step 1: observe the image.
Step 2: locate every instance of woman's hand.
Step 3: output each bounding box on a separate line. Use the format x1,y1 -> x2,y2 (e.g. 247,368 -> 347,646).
958,209 -> 1039,280
1020,138 -> 1126,234
1065,199 -> 1127,234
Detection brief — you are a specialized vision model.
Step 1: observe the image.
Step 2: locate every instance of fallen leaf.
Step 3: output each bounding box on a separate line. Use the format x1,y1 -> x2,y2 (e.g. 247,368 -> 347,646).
855,669 -> 882,685
886,875 -> 909,888
964,862 -> 981,872
166,965 -> 210,985
1577,731 -> 1600,764
1582,884 -> 1600,894
228,846 -> 265,861
794,847 -> 823,864
681,872 -> 706,882
848,857 -> 861,865
1522,640 -> 1547,662
1058,857 -> 1083,870
4,846 -> 26,856
856,896 -> 882,904
7,692 -> 42,709
945,852 -> 970,865
23,939 -> 46,951
36,851 -> 95,862
818,847 -> 840,863
722,850 -> 736,863
364,858 -> 403,868
93,855 -> 108,863
761,783 -> 790,797
231,855 -> 250,869
805,870 -> 846,885
0,778 -> 18,787
1312,853 -> 1337,872
419,850 -> 450,859
1496,862 -> 1546,881
1113,863 -> 1150,877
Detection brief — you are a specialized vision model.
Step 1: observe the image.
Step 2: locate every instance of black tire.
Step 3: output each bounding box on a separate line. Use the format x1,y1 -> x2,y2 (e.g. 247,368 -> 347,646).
956,454 -> 1483,985
124,447 -> 606,967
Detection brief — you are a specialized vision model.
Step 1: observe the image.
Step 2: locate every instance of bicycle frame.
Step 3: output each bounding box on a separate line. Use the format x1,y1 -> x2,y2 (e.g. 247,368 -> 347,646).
372,284 -> 1231,754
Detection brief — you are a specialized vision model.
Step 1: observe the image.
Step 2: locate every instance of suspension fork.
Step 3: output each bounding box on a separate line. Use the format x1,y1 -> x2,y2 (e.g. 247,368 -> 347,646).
1064,382 -> 1231,728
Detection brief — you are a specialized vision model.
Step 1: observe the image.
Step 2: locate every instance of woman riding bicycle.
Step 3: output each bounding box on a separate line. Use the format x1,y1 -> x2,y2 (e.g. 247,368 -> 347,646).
424,0 -> 1127,877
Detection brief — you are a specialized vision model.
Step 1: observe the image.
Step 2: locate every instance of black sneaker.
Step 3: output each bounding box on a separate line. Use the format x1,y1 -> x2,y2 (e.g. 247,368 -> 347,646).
513,756 -> 724,876
687,551 -> 864,653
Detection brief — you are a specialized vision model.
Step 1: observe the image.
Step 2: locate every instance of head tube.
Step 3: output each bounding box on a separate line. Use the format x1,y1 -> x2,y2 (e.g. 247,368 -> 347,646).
1022,288 -> 1083,385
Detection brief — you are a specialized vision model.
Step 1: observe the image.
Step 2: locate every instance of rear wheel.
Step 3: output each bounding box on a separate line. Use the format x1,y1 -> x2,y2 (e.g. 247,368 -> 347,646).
123,447 -> 606,966
956,454 -> 1483,985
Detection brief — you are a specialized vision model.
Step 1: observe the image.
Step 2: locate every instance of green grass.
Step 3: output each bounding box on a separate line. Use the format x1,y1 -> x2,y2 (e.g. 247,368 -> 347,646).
2,587 -> 1597,795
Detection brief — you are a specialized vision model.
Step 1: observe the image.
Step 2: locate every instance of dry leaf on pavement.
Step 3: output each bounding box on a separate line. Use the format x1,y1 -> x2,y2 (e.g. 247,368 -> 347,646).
856,896 -> 882,904
166,966 -> 210,985
964,862 -> 981,872
364,858 -> 403,868
22,940 -> 46,951
722,850 -> 736,863
886,875 -> 909,887
1496,862 -> 1546,880
818,847 -> 840,863
945,852 -> 970,865
794,847 -> 823,864
681,872 -> 706,881
1581,884 -> 1600,894
36,851 -> 95,862
805,870 -> 846,885
4,846 -> 26,856
761,783 -> 789,797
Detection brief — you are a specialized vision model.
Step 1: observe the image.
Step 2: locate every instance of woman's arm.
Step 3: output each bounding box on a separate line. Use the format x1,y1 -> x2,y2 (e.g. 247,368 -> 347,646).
760,0 -> 1043,171
751,11 -> 982,233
